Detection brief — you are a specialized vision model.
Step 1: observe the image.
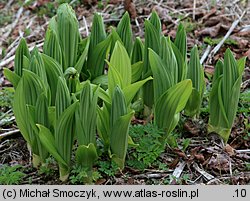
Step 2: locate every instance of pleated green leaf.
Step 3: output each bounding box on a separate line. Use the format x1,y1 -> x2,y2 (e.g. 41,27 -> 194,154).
92,74 -> 108,90
185,45 -> 204,117
23,55 -> 30,69
131,37 -> 144,64
171,41 -> 186,82
55,101 -> 78,167
212,60 -> 223,83
57,3 -> 79,71
42,54 -> 64,106
143,18 -> 161,107
208,49 -> 245,142
143,20 -> 161,77
34,93 -> 50,161
14,38 -> 30,77
87,35 -> 111,79
123,76 -> 153,106
43,20 -> 62,65
185,89 -> 201,117
55,77 -> 71,120
109,27 -> 123,55
108,64 -> 123,98
75,37 -> 89,73
149,11 -> 161,34
76,81 -> 99,145
155,80 -> 192,137
110,41 -> 131,87
159,36 -> 178,84
3,68 -> 20,89
116,12 -> 133,54
149,49 -> 173,103
76,143 -> 98,168
37,124 -> 68,168
29,48 -> 48,88
110,111 -> 134,169
131,61 -> 143,83
97,104 -> 110,146
13,70 -> 47,162
110,86 -> 127,129
89,13 -> 106,54
222,49 -> 239,116
174,23 -> 187,62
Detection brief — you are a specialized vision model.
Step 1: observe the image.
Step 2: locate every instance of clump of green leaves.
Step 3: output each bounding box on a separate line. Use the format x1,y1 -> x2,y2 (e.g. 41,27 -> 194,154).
208,49 -> 246,142
0,165 -> 26,185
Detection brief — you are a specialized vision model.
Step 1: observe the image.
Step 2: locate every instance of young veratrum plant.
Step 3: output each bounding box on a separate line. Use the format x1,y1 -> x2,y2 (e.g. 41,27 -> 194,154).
185,45 -> 205,117
38,77 -> 78,181
142,11 -> 162,109
149,48 -> 192,145
13,69 -> 49,167
75,81 -> 99,183
97,41 -> 152,169
208,49 -> 246,142
43,3 -> 89,73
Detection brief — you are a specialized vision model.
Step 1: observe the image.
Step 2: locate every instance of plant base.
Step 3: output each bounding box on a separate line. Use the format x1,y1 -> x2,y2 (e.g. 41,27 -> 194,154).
207,124 -> 231,143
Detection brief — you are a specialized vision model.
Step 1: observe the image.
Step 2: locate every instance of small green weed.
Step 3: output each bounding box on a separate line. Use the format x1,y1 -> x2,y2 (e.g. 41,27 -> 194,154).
245,163 -> 250,171
127,123 -> 166,170
0,87 -> 14,109
238,90 -> 250,115
97,160 -> 119,177
69,165 -> 101,184
0,165 -> 26,185
204,37 -> 238,46
38,158 -> 57,177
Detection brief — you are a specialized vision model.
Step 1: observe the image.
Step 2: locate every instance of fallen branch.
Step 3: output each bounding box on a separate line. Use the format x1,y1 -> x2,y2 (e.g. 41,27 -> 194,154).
193,162 -> 216,181
0,42 -> 44,69
0,129 -> 20,139
200,45 -> 211,64
207,10 -> 246,63
235,149 -> 250,154
2,6 -> 23,43
170,161 -> 186,183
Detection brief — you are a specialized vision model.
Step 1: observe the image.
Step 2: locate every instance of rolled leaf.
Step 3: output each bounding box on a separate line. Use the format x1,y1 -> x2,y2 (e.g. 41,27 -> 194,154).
14,38 -> 30,77
116,12 -> 133,54
43,19 -> 63,65
185,45 -> 205,117
57,3 -> 79,70
131,37 -> 144,64
174,23 -> 187,62
109,41 -> 131,87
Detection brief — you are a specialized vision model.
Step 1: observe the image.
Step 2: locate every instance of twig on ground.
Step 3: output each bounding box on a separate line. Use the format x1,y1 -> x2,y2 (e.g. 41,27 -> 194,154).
193,162 -> 216,181
133,173 -> 168,179
201,45 -> 212,64
82,16 -> 89,36
0,129 -> 20,139
235,149 -> 250,154
2,7 -> 23,43
170,161 -> 186,183
0,42 -> 44,69
4,0 -> 14,9
193,0 -> 196,20
3,37 -> 21,60
207,10 -> 246,63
